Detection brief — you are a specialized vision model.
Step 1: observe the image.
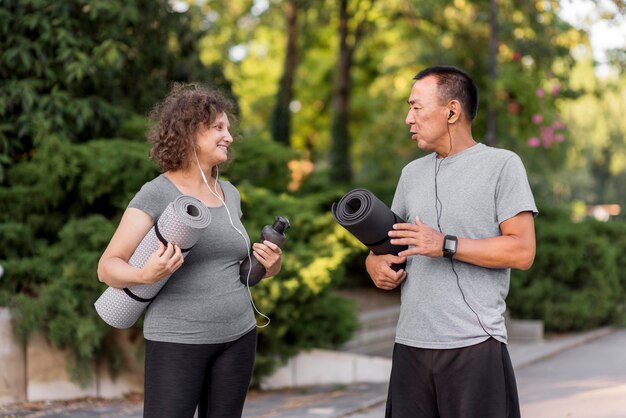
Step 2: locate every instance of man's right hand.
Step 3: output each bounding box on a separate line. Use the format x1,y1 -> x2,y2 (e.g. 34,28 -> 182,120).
365,252 -> 407,290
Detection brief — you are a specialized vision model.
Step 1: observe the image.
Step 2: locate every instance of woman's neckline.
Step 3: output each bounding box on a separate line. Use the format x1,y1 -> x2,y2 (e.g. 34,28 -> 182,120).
161,173 -> 226,209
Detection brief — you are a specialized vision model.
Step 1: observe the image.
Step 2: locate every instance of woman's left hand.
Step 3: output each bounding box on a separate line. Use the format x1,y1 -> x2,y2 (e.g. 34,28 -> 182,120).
252,240 -> 282,278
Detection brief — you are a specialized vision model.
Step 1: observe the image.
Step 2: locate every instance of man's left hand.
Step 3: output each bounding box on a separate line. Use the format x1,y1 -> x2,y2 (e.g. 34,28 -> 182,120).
389,216 -> 444,258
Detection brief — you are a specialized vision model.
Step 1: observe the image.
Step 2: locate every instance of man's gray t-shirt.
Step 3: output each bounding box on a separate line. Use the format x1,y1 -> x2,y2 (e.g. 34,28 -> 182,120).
128,174 -> 256,344
391,143 -> 537,349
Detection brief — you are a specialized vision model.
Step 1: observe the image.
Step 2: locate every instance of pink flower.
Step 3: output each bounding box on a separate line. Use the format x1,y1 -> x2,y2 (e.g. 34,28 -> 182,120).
536,88 -> 545,98
528,137 -> 541,147
555,134 -> 565,142
552,120 -> 565,129
541,126 -> 554,148
551,84 -> 561,96
541,126 -> 554,140
532,114 -> 543,124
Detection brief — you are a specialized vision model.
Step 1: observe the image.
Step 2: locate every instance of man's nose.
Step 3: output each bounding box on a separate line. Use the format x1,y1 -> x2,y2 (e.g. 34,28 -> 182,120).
405,109 -> 414,125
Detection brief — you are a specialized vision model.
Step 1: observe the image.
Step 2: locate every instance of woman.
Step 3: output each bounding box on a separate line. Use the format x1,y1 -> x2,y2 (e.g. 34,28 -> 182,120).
97,83 -> 282,417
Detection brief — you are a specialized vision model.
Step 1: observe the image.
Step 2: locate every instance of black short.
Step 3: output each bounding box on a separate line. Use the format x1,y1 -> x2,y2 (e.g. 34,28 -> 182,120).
385,338 -> 520,418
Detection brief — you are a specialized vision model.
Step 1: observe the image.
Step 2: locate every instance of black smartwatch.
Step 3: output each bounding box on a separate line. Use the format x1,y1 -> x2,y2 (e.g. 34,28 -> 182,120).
442,235 -> 458,259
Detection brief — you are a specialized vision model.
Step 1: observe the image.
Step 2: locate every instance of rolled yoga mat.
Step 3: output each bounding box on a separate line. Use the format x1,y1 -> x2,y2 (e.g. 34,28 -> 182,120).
332,188 -> 407,271
94,195 -> 211,329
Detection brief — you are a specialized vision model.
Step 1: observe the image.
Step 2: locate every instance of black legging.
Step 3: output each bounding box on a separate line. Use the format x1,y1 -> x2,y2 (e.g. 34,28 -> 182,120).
143,327 -> 257,418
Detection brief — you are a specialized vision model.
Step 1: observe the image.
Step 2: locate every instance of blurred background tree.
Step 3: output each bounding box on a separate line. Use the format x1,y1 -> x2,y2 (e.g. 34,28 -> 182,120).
1,0 -> 625,384
0,0 -> 225,382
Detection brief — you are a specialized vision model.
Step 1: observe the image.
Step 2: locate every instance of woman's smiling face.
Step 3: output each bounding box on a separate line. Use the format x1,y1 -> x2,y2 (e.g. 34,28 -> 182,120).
196,111 -> 233,167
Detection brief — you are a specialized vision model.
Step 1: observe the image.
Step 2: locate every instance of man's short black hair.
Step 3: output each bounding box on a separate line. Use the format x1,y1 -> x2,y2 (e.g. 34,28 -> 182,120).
413,66 -> 479,121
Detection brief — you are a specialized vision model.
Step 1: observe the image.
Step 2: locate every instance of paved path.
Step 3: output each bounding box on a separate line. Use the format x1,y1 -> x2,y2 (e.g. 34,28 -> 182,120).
1,328 -> 622,418
243,383 -> 387,418
348,328 -> 626,418
517,328 -> 626,418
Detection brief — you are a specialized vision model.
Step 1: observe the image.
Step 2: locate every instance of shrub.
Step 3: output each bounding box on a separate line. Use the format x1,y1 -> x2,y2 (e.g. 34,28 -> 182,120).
508,212 -> 626,331
0,137 -> 361,385
231,159 -> 363,382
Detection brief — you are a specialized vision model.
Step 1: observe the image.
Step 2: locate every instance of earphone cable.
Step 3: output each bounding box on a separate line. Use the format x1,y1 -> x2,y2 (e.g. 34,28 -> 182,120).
434,124 -> 494,339
197,159 -> 270,328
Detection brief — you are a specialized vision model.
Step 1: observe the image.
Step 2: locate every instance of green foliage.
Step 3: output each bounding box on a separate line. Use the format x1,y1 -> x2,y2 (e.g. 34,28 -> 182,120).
553,58 -> 626,210
0,137 -> 156,382
75,140 -> 159,212
0,130 -> 359,386
509,213 -> 626,331
236,182 -> 362,382
223,138 -> 364,380
2,0 -> 624,389
227,136 -> 300,191
8,215 -> 115,384
0,0 -> 211,173
0,0 -> 212,378
118,114 -> 151,142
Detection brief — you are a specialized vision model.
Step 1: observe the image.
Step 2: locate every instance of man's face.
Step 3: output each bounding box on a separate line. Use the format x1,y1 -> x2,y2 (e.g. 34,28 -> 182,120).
405,76 -> 449,154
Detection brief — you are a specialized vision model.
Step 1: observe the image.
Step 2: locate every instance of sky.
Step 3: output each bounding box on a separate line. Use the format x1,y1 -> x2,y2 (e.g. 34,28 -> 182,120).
558,0 -> 626,76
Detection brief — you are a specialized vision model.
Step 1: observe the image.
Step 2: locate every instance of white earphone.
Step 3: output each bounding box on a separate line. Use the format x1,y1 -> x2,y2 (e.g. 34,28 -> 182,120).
195,154 -> 270,327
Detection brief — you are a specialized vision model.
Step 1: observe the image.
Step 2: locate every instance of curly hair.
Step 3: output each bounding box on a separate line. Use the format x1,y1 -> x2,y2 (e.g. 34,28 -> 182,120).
147,83 -> 236,172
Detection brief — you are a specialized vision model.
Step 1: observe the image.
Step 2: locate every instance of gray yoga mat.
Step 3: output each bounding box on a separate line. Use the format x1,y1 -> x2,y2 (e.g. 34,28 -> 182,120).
94,195 -> 211,329
332,188 -> 407,271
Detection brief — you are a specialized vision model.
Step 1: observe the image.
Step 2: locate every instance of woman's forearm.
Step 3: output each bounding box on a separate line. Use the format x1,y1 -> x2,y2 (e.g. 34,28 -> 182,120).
97,257 -> 147,289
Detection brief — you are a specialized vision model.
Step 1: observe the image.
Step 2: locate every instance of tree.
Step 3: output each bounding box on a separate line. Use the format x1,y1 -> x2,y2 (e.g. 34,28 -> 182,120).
271,0 -> 305,145
0,0 -> 226,382
329,0 -> 378,183
556,55 -> 626,209
0,0 -> 213,175
486,0 -> 498,146
0,0 -> 360,385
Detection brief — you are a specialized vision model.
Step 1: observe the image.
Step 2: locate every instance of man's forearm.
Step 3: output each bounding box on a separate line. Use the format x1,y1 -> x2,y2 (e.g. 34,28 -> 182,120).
453,234 -> 535,270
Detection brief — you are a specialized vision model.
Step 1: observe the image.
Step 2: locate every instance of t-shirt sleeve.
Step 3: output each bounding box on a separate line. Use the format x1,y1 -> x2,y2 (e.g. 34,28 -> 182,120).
222,181 -> 243,219
391,169 -> 408,221
495,154 -> 538,224
127,180 -> 167,221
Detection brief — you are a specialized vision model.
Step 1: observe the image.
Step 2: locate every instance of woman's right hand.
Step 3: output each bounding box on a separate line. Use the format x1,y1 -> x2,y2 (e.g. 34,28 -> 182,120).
98,208 -> 185,289
140,242 -> 184,284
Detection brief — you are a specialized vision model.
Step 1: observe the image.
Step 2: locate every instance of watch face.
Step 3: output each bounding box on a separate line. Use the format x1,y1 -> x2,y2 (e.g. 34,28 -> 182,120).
444,238 -> 457,252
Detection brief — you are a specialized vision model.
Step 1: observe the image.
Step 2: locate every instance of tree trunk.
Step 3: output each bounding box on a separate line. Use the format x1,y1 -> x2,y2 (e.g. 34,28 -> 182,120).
271,0 -> 299,145
330,0 -> 353,183
486,0 -> 498,146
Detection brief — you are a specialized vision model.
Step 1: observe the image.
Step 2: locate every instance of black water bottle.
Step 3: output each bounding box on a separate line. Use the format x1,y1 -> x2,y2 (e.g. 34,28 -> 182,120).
240,216 -> 290,286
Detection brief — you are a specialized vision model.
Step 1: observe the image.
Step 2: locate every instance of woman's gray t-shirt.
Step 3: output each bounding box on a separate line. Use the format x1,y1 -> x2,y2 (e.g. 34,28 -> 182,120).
128,174 -> 256,344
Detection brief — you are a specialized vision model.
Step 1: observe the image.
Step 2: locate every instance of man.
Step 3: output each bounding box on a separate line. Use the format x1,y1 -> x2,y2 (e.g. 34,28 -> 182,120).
366,65 -> 537,417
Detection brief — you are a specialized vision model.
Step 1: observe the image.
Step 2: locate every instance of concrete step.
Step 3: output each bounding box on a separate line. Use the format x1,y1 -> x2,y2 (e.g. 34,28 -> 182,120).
342,339 -> 394,358
506,317 -> 544,343
342,327 -> 396,350
357,306 -> 400,324
342,303 -> 547,357
341,306 -> 399,357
